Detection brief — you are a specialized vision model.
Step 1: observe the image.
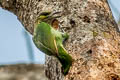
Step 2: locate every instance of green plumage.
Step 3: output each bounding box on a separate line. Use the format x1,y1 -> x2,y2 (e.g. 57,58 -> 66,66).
33,12 -> 72,75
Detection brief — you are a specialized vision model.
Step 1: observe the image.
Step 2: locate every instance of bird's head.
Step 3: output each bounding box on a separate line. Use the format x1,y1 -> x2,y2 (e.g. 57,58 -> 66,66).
35,11 -> 61,25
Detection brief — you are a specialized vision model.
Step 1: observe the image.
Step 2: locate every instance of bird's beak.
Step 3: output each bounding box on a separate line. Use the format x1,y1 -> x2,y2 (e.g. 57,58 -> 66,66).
48,11 -> 61,19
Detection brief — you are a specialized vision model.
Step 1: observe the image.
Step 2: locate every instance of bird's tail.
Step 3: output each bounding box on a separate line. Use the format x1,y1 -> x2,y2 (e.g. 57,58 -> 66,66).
57,45 -> 73,75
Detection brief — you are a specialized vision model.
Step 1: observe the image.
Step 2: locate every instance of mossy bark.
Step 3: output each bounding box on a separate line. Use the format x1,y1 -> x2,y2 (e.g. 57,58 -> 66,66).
1,0 -> 120,80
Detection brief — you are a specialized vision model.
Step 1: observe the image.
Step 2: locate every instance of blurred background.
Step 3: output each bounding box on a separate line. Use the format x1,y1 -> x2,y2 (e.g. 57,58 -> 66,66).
0,8 -> 45,65
0,0 -> 120,65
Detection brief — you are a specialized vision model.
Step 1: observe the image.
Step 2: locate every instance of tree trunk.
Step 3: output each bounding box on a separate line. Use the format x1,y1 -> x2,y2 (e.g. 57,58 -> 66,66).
1,0 -> 120,80
0,64 -> 48,80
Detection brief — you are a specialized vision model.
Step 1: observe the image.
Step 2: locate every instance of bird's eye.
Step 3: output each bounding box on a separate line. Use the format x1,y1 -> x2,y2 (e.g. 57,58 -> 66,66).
40,12 -> 51,16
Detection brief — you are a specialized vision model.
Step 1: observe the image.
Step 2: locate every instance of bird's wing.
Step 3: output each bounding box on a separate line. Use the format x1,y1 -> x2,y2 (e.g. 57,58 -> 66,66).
34,22 -> 59,55
33,37 -> 53,56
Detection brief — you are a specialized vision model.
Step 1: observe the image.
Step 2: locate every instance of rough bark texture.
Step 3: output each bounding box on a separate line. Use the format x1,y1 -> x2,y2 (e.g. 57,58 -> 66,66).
0,64 -> 48,80
1,0 -> 120,80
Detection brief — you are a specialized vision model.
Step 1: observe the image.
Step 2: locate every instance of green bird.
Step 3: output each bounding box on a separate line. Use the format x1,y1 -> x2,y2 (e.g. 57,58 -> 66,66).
33,12 -> 72,75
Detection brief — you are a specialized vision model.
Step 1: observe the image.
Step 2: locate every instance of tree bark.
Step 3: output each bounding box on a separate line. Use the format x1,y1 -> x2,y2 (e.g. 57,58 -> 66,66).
1,0 -> 120,80
0,64 -> 48,80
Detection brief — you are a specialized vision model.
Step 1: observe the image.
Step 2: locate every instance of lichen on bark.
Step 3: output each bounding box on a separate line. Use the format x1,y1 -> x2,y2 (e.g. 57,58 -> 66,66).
0,0 -> 120,80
